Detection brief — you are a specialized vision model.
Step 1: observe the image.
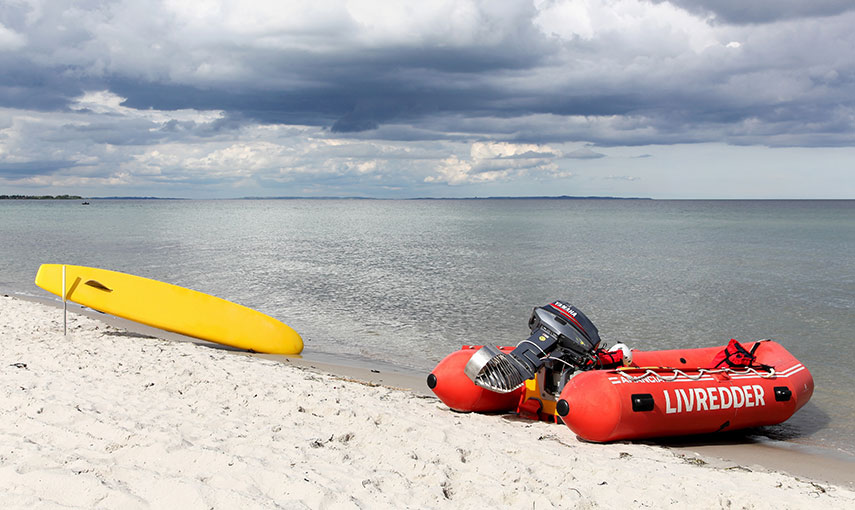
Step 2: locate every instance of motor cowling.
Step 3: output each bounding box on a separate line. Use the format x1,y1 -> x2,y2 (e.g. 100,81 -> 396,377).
527,301 -> 601,365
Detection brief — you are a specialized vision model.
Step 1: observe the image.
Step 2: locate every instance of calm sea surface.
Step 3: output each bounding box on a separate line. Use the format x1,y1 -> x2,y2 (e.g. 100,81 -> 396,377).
1,199 -> 853,456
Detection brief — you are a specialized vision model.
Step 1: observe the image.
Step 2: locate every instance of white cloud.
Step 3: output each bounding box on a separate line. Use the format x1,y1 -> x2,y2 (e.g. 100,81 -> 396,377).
70,90 -> 224,125
534,0 -> 719,52
0,23 -> 26,50
425,141 -> 561,185
470,141 -> 560,159
424,156 -> 476,185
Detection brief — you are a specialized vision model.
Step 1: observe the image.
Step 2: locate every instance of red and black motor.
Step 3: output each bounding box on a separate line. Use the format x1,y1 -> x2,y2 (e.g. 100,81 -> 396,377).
463,301 -> 603,394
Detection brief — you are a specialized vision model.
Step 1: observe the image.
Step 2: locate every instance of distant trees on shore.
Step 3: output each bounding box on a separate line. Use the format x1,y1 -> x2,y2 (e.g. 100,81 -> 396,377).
0,194 -> 83,200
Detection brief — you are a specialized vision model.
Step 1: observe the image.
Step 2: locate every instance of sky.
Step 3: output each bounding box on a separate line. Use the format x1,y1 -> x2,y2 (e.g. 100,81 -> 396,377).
1,0 -> 854,199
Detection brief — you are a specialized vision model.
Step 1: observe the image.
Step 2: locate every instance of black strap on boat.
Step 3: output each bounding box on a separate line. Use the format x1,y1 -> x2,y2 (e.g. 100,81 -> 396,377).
748,341 -> 775,371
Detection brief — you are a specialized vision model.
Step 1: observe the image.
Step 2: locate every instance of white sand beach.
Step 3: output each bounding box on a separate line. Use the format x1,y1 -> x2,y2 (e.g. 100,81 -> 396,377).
2,295 -> 854,509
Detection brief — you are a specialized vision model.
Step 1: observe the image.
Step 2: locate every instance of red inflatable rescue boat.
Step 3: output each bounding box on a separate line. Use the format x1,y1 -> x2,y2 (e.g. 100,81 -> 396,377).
428,301 -> 813,442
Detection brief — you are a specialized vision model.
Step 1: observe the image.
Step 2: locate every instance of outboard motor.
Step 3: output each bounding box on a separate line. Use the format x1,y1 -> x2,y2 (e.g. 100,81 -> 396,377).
464,301 -> 601,393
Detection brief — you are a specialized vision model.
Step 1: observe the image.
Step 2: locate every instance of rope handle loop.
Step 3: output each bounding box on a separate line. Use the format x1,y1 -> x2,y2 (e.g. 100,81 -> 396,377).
617,366 -> 776,383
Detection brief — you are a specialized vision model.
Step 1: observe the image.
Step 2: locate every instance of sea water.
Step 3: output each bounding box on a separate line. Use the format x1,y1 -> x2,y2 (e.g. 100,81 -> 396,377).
1,198 -> 853,457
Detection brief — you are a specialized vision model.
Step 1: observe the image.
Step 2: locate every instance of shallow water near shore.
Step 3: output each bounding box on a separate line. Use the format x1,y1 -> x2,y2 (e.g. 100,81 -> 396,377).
1,198 -> 853,458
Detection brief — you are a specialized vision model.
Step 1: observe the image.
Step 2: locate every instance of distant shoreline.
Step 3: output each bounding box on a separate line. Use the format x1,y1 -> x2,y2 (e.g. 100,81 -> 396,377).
0,194 -> 83,200
1,195 -> 653,201
243,195 -> 654,200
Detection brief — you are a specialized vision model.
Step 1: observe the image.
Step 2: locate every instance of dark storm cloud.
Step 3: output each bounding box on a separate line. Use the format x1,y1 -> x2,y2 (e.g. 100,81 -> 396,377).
103,40 -> 554,131
0,160 -> 76,177
0,3 -> 846,136
1,0 -> 550,127
652,0 -> 855,24
0,57 -> 85,111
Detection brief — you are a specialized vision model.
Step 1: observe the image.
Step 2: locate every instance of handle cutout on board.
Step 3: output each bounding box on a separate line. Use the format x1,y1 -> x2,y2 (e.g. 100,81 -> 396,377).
84,280 -> 113,292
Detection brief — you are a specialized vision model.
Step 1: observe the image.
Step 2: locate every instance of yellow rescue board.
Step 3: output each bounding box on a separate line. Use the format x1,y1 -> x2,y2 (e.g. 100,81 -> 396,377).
35,264 -> 303,355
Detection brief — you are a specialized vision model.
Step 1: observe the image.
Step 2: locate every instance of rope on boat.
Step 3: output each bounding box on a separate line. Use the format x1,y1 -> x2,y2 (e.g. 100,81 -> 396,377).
513,337 -> 778,383
616,366 -> 776,383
